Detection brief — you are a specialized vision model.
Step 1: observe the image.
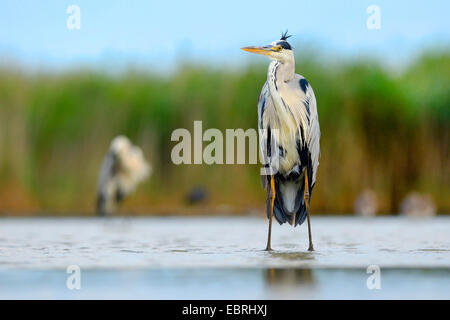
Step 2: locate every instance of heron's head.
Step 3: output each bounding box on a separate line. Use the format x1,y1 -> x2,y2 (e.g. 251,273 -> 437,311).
110,135 -> 131,157
110,135 -> 151,179
241,31 -> 294,63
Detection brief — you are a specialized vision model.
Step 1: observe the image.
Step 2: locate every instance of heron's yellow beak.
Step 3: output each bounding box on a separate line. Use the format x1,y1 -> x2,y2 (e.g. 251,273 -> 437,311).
241,45 -> 273,56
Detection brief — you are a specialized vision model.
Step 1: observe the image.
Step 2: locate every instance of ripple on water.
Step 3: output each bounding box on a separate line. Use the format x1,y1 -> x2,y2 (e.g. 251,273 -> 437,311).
120,249 -> 144,254
379,248 -> 397,252
417,248 -> 449,252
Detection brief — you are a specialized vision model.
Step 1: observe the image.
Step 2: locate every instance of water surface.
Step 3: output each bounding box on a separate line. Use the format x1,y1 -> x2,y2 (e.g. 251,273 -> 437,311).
0,216 -> 448,299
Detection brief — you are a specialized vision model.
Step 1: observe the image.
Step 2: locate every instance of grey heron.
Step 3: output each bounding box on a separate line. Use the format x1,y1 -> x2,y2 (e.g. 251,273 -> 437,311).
96,136 -> 151,216
242,32 -> 320,251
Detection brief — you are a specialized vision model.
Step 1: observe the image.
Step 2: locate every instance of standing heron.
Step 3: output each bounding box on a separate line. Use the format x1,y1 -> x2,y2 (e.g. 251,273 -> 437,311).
96,136 -> 151,216
242,32 -> 320,251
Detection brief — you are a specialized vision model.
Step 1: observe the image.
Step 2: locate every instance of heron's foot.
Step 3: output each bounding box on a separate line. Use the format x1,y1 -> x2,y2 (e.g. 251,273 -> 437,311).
308,245 -> 314,252
265,246 -> 273,252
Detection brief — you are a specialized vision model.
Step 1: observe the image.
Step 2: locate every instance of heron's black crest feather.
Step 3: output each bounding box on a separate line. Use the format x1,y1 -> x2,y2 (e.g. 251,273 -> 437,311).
280,30 -> 292,41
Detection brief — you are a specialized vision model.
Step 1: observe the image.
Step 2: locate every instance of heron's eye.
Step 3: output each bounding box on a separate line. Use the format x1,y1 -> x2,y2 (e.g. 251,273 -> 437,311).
272,46 -> 282,52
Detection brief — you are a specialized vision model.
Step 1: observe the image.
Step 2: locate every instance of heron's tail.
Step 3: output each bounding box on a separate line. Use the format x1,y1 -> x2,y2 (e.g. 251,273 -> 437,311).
266,174 -> 308,227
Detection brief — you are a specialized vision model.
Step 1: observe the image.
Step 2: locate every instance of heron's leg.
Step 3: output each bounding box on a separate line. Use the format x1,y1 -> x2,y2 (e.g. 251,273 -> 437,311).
265,175 -> 276,251
304,172 -> 314,252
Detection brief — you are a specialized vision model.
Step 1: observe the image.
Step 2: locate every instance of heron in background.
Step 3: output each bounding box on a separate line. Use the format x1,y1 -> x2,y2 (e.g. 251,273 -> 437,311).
354,189 -> 378,217
97,136 -> 151,216
242,32 -> 320,251
400,192 -> 436,218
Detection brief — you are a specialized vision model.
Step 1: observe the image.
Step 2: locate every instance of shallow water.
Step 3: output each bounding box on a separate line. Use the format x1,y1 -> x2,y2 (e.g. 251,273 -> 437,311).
0,216 -> 449,299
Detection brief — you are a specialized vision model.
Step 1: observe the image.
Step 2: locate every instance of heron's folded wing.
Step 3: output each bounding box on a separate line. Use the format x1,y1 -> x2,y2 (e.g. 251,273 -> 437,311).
305,84 -> 320,187
97,151 -> 117,192
281,75 -> 321,188
258,81 -> 272,189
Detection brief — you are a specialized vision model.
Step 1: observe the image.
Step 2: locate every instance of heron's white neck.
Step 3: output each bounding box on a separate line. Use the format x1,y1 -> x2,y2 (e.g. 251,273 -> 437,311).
267,59 -> 295,108
267,60 -> 294,110
266,59 -> 297,136
268,58 -> 295,83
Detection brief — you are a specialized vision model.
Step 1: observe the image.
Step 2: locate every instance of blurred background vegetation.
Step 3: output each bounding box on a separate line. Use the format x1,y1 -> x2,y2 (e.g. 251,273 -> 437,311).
0,48 -> 448,216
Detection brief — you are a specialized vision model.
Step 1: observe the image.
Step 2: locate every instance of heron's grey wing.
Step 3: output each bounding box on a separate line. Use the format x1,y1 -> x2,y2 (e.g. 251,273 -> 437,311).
286,75 -> 320,188
96,151 -> 119,215
97,151 -> 117,192
305,83 -> 320,188
258,81 -> 273,189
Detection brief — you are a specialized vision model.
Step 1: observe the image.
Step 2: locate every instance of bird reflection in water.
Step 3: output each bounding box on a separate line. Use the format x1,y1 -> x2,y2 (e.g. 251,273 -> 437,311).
264,268 -> 315,288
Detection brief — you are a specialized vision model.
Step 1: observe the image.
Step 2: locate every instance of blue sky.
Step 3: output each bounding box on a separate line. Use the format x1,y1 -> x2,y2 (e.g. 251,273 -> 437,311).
1,0 -> 449,71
